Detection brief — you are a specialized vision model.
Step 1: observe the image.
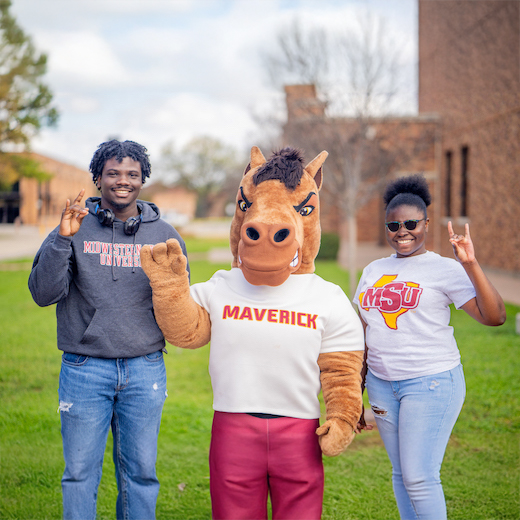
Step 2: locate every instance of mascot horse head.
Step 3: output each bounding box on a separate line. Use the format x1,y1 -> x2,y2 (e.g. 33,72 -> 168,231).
230,146 -> 328,286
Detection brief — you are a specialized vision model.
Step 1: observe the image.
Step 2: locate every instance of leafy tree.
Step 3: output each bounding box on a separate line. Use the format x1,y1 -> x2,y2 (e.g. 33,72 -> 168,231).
0,153 -> 50,191
159,136 -> 243,218
0,0 -> 58,187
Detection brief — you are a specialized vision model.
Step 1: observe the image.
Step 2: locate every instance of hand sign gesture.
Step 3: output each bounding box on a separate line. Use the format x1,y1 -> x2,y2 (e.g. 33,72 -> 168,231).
59,189 -> 89,237
448,221 -> 476,264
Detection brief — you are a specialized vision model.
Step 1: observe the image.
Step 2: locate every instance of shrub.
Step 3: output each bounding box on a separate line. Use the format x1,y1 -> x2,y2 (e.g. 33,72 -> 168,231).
317,232 -> 339,260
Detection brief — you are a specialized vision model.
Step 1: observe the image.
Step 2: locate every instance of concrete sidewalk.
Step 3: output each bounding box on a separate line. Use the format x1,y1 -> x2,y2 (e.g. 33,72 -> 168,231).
1,223 -> 519,306
0,224 -> 49,264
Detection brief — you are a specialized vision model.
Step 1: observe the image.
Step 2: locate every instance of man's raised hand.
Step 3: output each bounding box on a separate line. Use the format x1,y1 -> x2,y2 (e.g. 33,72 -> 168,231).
59,189 -> 89,237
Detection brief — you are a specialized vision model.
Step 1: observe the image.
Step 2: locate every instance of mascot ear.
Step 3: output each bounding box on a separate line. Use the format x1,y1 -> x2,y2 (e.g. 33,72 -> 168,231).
304,151 -> 328,191
243,146 -> 266,176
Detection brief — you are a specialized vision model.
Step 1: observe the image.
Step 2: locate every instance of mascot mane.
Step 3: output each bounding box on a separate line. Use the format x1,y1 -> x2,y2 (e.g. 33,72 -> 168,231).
253,147 -> 305,190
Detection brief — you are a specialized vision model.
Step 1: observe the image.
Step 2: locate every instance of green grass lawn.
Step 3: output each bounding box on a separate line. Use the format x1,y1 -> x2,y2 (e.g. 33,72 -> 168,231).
1,254 -> 519,519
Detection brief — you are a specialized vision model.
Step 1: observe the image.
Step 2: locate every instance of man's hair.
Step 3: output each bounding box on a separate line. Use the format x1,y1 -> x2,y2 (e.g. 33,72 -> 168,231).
89,140 -> 151,184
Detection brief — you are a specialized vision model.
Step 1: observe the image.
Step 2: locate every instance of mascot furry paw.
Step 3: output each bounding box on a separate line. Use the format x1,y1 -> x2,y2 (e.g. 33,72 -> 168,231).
141,146 -> 364,520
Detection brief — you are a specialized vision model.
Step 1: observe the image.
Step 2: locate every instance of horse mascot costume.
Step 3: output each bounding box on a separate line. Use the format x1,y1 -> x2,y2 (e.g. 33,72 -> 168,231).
141,146 -> 364,520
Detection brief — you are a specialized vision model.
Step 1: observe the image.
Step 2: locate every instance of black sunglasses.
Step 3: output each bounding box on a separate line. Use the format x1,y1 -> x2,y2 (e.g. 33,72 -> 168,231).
385,219 -> 425,232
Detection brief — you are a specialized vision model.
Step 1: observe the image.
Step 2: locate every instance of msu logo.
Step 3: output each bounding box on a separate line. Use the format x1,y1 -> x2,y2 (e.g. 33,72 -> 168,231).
359,275 -> 423,330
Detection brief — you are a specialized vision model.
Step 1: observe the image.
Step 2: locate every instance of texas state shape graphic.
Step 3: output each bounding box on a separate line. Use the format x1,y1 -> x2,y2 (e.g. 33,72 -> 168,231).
359,275 -> 423,330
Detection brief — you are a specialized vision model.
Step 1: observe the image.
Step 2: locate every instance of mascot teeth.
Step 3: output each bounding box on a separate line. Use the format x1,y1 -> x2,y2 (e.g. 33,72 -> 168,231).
290,250 -> 299,268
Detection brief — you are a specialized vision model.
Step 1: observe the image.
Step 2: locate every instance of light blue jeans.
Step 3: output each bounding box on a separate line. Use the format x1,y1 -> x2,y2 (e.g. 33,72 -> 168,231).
366,365 -> 465,520
58,352 -> 167,520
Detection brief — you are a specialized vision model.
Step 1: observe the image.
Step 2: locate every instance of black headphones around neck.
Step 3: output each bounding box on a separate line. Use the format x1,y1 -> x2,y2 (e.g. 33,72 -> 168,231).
96,204 -> 142,235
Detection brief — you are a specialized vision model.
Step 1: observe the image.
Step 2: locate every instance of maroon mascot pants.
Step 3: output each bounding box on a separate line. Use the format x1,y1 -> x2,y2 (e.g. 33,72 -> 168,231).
210,411 -> 324,520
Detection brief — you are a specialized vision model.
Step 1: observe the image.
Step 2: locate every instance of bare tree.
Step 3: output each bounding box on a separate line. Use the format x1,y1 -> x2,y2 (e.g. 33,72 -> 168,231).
261,12 -> 428,296
333,13 -> 403,115
261,17 -> 329,89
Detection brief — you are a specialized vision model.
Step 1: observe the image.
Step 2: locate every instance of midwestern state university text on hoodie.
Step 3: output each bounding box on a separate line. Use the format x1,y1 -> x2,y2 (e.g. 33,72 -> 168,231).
28,197 -> 189,358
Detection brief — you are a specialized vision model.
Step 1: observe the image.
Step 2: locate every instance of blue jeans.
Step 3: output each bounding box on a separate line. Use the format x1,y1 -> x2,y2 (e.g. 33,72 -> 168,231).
58,352 -> 167,520
366,365 -> 465,520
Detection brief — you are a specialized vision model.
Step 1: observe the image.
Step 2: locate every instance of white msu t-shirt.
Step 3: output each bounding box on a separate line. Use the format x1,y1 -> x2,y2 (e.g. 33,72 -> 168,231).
353,251 -> 476,381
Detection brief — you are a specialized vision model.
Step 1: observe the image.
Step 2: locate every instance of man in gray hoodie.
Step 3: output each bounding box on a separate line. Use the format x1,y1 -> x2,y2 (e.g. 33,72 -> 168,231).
29,140 -> 189,520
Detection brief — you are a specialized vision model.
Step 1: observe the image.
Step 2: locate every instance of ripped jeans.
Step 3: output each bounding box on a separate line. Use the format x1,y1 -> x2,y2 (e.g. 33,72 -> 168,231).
58,352 -> 167,520
366,365 -> 465,520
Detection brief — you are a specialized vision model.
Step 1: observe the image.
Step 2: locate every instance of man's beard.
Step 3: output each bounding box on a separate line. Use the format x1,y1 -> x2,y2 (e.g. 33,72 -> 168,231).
109,200 -> 132,211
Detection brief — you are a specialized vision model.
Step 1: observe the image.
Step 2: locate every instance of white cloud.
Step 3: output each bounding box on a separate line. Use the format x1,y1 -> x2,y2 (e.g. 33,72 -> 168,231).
38,31 -> 130,88
121,92 -> 259,156
10,0 -> 196,31
9,0 -> 417,169
60,94 -> 101,114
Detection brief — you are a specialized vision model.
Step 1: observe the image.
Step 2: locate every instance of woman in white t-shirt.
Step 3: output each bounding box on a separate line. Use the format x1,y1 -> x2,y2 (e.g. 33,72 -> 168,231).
354,174 -> 505,520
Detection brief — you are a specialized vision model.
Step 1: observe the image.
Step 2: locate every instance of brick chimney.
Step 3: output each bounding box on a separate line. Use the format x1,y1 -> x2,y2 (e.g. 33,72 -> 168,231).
284,85 -> 326,122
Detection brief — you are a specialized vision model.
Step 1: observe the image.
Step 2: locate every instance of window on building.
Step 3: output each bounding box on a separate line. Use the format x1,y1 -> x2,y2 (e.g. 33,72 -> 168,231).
460,146 -> 469,217
445,151 -> 452,216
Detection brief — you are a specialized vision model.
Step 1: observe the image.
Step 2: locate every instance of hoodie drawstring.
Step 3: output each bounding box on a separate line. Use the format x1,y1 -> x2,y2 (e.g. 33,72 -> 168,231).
111,220 -> 139,279
90,199 -> 147,280
111,223 -> 117,281
132,231 -> 137,274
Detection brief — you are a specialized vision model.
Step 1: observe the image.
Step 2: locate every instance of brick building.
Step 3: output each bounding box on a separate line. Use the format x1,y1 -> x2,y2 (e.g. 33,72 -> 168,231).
16,153 -> 97,227
283,85 -> 440,251
418,0 -> 520,273
140,182 -> 197,226
283,1 -> 519,275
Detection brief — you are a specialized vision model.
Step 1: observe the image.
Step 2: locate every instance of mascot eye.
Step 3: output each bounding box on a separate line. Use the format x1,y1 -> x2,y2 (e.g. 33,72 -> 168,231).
299,205 -> 315,217
238,200 -> 248,212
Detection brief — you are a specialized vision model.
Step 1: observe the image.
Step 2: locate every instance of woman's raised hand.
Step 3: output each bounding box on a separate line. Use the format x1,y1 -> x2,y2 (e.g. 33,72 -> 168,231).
448,221 -> 476,265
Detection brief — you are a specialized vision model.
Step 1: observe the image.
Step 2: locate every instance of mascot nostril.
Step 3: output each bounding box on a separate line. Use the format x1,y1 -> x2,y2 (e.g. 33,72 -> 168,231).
274,228 -> 290,242
141,145 -> 365,520
246,227 -> 260,241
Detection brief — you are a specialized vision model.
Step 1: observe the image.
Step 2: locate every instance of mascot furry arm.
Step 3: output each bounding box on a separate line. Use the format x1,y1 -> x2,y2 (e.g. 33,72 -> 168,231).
141,145 -> 363,457
316,350 -> 363,456
141,239 -> 211,349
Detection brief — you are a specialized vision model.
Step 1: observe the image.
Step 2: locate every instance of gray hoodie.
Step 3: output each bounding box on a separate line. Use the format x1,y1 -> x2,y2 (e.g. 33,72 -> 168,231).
28,197 -> 189,358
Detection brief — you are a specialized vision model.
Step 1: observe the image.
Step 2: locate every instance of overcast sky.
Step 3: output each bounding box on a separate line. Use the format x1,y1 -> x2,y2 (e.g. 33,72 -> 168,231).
10,0 -> 417,171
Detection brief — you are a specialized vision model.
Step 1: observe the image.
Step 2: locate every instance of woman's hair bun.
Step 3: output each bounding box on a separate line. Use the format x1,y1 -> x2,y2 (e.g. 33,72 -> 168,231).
383,174 -> 432,209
